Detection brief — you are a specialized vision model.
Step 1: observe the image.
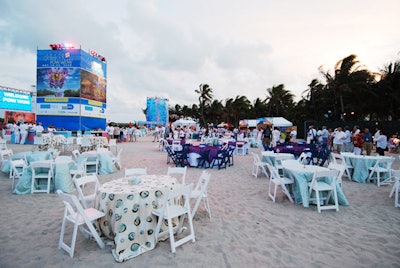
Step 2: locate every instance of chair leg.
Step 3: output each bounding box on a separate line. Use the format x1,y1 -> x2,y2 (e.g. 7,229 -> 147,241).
315,190 -> 321,213
281,184 -> 294,203
167,216 -> 176,253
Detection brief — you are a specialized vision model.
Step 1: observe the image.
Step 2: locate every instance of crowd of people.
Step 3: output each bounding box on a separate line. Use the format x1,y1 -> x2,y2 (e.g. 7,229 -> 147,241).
306,125 -> 397,156
1,121 -> 46,144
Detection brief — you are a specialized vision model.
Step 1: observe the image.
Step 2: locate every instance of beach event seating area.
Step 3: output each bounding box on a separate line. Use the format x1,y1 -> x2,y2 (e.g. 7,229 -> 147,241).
0,135 -> 399,267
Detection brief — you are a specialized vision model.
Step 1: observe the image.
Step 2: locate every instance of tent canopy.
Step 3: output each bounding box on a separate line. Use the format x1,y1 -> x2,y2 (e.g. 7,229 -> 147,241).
242,117 -> 292,128
172,119 -> 197,127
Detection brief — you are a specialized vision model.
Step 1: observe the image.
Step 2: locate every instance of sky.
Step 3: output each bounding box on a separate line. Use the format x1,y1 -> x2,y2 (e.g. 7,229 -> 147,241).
0,0 -> 399,123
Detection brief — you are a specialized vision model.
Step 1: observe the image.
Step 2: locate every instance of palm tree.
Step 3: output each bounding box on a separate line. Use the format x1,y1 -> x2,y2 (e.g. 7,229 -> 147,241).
302,79 -> 324,120
265,84 -> 295,117
320,54 -> 374,120
195,84 -> 213,127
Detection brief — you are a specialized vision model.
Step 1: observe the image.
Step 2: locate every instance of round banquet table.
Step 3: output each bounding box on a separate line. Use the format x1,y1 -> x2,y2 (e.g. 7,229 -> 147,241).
96,175 -> 179,262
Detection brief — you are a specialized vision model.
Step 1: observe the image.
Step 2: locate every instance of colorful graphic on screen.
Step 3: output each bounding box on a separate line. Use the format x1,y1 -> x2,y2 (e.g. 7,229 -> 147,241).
36,67 -> 81,97
146,98 -> 169,126
80,69 -> 107,103
4,111 -> 36,123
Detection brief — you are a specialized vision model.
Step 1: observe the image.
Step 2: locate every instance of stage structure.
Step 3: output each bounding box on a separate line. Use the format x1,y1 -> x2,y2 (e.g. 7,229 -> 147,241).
146,97 -> 169,127
36,43 -> 107,130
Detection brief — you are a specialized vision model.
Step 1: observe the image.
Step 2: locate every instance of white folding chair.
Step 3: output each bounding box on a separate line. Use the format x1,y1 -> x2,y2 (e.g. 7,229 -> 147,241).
56,190 -> 105,258
235,141 -> 246,155
111,148 -> 123,170
0,149 -> 13,170
73,174 -> 100,209
328,163 -> 346,189
308,169 -> 339,213
298,152 -> 310,165
331,152 -> 353,181
389,169 -> 400,208
167,166 -> 187,185
152,184 -> 195,253
250,152 -> 268,178
31,160 -> 53,194
265,163 -> 294,203
368,157 -> 394,187
124,167 -> 147,177
70,157 -> 87,180
84,153 -> 99,175
10,159 -> 27,190
190,171 -> 211,219
71,150 -> 81,162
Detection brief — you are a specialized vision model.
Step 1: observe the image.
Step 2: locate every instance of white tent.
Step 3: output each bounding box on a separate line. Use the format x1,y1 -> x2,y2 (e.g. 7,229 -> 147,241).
265,117 -> 292,127
172,119 -> 197,127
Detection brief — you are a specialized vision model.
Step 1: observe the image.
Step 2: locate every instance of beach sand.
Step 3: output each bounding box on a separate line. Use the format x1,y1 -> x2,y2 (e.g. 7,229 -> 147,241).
0,137 -> 399,268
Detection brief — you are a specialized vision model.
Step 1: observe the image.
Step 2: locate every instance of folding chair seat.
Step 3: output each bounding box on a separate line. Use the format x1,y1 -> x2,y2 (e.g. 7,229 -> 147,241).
389,169 -> 400,208
250,152 -> 268,178
368,157 -> 394,187
111,148 -> 123,170
308,169 -> 339,213
265,163 -> 294,203
73,174 -> 100,209
31,160 -> 53,194
10,159 -> 27,190
167,166 -> 187,185
124,167 -> 147,177
331,152 -> 353,180
152,184 -> 195,253
190,171 -> 211,219
56,190 -> 105,258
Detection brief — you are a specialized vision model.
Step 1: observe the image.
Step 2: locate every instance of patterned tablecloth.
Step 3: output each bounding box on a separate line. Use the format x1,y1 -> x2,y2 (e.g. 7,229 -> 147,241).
96,175 -> 179,262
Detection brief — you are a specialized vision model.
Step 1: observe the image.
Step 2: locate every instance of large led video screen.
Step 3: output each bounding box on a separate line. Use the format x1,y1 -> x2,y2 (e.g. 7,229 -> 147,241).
0,90 -> 32,111
146,98 -> 169,126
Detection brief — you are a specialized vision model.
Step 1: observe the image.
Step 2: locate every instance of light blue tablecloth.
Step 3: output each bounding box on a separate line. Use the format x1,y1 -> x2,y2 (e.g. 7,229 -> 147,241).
2,151 -> 52,174
13,159 -> 77,194
341,153 -> 391,183
80,151 -> 116,175
261,152 -> 295,166
283,164 -> 349,207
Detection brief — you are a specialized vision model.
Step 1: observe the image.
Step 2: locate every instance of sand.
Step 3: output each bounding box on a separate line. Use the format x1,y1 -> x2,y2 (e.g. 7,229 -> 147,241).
0,137 -> 399,268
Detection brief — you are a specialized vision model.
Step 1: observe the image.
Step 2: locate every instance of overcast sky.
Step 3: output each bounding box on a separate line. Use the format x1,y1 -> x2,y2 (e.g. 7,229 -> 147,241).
1,0 -> 399,122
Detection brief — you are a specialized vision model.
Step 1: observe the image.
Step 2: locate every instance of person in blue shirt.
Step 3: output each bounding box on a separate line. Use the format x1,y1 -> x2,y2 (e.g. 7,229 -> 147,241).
362,128 -> 373,155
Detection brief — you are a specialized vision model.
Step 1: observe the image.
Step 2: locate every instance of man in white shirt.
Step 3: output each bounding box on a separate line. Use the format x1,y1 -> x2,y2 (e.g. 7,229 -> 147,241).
35,122 -> 44,136
19,122 -> 30,144
333,127 -> 346,153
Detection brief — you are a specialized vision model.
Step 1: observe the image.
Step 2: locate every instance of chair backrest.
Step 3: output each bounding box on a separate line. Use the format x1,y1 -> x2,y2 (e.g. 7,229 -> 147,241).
372,157 -> 395,170
193,171 -> 211,195
265,163 -> 281,181
328,163 -> 346,179
331,152 -> 345,165
310,169 -> 338,188
30,160 -> 53,176
0,149 -> 13,161
73,174 -> 100,208
163,183 -> 193,215
298,152 -> 310,165
125,167 -> 147,177
10,159 -> 27,176
167,166 -> 187,185
72,150 -> 81,161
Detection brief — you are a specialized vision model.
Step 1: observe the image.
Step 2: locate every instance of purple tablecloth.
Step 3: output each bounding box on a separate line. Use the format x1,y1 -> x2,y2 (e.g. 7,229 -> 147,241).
274,143 -> 314,157
189,145 -> 220,163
